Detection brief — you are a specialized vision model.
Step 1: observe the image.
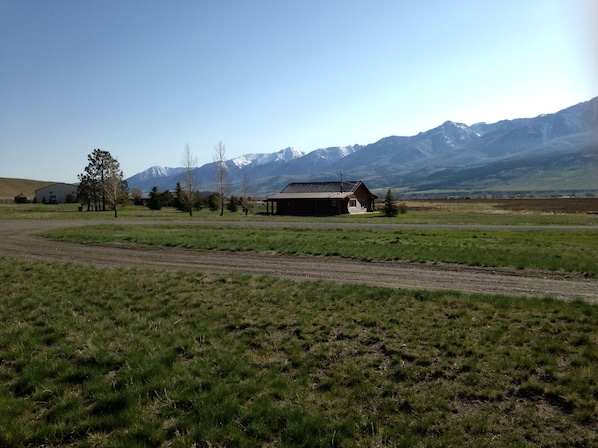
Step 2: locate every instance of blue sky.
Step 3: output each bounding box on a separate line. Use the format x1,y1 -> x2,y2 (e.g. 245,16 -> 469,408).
1,0 -> 596,183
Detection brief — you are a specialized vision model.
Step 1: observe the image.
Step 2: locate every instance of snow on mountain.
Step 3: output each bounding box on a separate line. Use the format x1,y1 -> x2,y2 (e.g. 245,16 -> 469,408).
231,147 -> 305,169
126,97 -> 598,196
130,166 -> 185,182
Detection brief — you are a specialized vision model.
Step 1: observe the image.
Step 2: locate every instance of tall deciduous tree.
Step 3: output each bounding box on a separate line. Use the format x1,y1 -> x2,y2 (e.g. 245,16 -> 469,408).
213,141 -> 229,217
103,156 -> 128,218
181,143 -> 198,216
239,173 -> 255,216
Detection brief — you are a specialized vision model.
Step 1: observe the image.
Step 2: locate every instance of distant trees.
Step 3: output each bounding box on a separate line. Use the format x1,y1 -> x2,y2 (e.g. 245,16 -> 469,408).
146,187 -> 180,210
77,149 -> 128,214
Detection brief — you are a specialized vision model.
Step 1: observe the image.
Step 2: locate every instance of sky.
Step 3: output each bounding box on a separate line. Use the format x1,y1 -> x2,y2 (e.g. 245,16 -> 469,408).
1,0 -> 597,183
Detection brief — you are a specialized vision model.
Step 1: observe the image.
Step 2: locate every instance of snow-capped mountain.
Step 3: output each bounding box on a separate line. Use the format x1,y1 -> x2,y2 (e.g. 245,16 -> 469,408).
127,97 -> 598,197
231,147 -> 305,169
127,166 -> 186,186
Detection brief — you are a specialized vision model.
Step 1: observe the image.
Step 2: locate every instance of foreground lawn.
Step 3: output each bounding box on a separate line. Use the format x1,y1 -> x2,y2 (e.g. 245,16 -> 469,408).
1,258 -> 596,447
44,224 -> 598,275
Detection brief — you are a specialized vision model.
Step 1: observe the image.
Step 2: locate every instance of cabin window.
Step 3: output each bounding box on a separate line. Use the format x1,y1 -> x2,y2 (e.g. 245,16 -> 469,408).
349,199 -> 357,207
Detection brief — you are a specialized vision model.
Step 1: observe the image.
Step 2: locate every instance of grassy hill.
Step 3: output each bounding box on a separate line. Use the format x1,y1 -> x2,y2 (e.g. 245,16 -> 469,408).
0,178 -> 58,202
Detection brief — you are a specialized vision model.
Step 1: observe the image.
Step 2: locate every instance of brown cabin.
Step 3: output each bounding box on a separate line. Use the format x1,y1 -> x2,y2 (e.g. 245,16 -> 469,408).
265,181 -> 377,216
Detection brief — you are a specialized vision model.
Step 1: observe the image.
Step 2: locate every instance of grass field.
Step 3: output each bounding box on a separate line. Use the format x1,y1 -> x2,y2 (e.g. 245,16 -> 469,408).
1,201 -> 597,446
43,224 -> 598,275
1,258 -> 596,447
2,200 -> 598,226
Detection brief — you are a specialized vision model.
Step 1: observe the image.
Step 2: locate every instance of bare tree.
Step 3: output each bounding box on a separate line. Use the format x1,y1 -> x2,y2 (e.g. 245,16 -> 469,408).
181,143 -> 198,216
239,173 -> 255,216
131,187 -> 143,205
213,141 -> 230,217
103,155 -> 128,218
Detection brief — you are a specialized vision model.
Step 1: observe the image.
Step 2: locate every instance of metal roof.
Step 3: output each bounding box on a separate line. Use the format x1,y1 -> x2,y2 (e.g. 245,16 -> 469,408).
281,181 -> 362,194
266,181 -> 374,200
267,191 -> 355,200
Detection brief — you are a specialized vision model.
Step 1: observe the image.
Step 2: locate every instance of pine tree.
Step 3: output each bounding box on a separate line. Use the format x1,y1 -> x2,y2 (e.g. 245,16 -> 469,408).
147,186 -> 163,210
227,195 -> 239,212
207,193 -> 220,212
383,188 -> 399,217
77,149 -> 126,213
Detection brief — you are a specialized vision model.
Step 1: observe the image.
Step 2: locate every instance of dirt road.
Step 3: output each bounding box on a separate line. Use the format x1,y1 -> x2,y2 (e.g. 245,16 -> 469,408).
1,219 -> 596,302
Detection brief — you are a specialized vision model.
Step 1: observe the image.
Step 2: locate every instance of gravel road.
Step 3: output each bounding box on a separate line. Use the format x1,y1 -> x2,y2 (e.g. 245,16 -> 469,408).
1,219 -> 596,302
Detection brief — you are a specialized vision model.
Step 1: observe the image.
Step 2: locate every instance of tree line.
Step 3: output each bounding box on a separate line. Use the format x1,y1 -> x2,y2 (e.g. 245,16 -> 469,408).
142,141 -> 255,215
76,143 -> 256,217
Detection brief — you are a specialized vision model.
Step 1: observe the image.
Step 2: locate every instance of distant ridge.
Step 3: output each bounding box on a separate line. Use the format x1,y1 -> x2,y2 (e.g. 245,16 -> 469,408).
126,97 -> 598,197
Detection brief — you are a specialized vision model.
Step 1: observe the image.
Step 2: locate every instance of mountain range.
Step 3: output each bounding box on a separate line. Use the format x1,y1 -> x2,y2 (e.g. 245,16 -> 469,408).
127,97 -> 598,197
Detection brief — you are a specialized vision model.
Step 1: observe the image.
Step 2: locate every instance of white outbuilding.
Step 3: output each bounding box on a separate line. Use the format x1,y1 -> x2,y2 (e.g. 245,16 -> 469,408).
35,183 -> 78,204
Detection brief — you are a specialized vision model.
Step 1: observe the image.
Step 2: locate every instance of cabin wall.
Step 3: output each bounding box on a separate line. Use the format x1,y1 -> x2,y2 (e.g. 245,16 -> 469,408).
276,199 -> 344,215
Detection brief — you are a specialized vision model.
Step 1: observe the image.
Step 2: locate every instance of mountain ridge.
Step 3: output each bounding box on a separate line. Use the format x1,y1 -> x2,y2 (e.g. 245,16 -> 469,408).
128,97 -> 598,197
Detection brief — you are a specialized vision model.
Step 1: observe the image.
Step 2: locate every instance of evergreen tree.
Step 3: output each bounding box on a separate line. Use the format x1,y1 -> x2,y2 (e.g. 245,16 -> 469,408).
383,188 -> 399,217
193,191 -> 204,211
147,186 -> 163,210
207,193 -> 220,212
161,190 -> 174,207
77,149 -> 125,213
227,195 -> 239,212
174,182 -> 184,211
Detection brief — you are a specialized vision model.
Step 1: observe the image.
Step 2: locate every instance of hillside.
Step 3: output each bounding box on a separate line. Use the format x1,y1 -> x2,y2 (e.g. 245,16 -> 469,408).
127,97 -> 598,197
0,178 -> 57,201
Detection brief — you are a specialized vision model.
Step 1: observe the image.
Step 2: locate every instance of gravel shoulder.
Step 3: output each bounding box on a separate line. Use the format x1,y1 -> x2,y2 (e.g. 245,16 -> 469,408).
1,219 -> 596,303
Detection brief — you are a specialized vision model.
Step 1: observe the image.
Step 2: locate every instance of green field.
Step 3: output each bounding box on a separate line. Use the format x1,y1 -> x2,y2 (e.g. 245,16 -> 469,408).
2,201 -> 598,226
1,202 -> 597,446
43,224 -> 598,275
1,258 -> 596,447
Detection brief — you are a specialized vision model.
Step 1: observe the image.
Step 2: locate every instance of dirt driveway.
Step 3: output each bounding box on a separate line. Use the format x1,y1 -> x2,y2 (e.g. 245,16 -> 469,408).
1,219 -> 596,303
